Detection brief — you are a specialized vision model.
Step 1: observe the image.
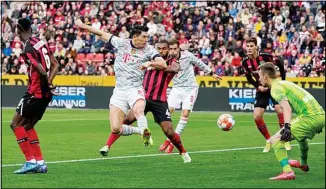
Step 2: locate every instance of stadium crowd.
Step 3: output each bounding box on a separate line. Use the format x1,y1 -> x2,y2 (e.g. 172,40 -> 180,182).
1,1 -> 325,77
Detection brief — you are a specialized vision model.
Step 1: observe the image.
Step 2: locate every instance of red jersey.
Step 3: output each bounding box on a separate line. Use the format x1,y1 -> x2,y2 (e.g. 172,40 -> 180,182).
143,58 -> 177,102
20,37 -> 52,98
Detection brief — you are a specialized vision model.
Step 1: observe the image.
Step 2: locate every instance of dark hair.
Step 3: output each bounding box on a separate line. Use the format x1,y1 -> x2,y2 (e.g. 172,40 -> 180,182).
168,38 -> 179,47
131,25 -> 149,38
17,18 -> 31,32
259,62 -> 277,79
246,37 -> 257,46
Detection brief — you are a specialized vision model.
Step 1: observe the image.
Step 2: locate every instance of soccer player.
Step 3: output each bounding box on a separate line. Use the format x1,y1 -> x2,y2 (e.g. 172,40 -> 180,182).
242,37 -> 291,153
103,38 -> 191,163
258,63 -> 325,180
11,18 -> 59,174
74,19 -> 166,150
159,39 -> 222,153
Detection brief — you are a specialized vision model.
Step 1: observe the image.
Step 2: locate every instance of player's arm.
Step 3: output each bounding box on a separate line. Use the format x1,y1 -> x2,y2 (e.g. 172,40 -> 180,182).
242,60 -> 259,88
164,60 -> 180,73
273,56 -> 286,80
48,51 -> 59,84
74,19 -> 111,41
271,86 -> 292,141
192,54 -> 221,80
150,56 -> 167,70
25,50 -> 49,86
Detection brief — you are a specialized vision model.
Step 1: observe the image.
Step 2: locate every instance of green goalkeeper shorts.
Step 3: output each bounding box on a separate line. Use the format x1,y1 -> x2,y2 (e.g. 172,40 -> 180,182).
291,113 -> 325,142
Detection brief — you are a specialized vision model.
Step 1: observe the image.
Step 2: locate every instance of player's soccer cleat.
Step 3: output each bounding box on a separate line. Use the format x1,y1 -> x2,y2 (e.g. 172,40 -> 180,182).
159,140 -> 171,151
142,128 -> 153,147
99,145 -> 109,156
165,143 -> 174,154
33,163 -> 48,173
181,152 -> 191,163
284,142 -> 292,151
14,162 -> 39,174
269,171 -> 295,180
263,141 -> 271,153
288,159 -> 310,173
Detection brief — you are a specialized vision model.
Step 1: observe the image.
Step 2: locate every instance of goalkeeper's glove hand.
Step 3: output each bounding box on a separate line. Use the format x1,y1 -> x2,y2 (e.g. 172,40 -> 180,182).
280,123 -> 292,142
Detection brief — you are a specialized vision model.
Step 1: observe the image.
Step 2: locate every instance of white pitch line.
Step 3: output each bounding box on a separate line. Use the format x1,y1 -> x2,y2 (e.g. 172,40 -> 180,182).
1,118 -> 278,124
2,142 -> 325,168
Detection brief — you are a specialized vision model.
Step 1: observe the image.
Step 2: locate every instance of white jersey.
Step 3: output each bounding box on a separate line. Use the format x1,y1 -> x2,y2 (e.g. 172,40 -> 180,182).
110,36 -> 160,89
173,51 -> 212,88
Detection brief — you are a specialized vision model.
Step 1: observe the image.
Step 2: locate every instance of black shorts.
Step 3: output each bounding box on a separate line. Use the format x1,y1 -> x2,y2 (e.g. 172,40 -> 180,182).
145,100 -> 172,124
15,92 -> 52,120
254,90 -> 279,109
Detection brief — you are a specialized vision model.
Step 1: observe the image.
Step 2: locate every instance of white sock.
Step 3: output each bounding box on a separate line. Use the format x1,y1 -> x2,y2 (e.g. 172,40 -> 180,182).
120,124 -> 141,136
175,117 -> 188,136
27,159 -> 36,164
37,160 -> 45,165
136,115 -> 148,135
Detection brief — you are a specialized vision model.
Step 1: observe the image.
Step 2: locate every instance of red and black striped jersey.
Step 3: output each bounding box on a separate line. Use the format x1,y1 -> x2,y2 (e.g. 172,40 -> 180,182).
242,52 -> 285,88
143,58 -> 177,102
20,37 -> 52,98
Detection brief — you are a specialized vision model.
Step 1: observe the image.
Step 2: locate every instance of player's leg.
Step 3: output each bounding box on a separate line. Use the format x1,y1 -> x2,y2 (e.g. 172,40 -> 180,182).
268,130 -> 295,180
165,87 -> 198,153
273,98 -> 291,150
253,93 -> 272,152
160,88 -> 182,151
119,109 -> 141,136
288,114 -> 325,172
11,94 -> 39,174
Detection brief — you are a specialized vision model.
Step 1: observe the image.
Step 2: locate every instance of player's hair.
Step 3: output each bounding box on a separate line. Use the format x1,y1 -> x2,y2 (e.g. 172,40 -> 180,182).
156,38 -> 169,46
168,38 -> 179,47
17,18 -> 31,32
259,62 -> 277,79
131,25 -> 149,38
246,37 -> 257,46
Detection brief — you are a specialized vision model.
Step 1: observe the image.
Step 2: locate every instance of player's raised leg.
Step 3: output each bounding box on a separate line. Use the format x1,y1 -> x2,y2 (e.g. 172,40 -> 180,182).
274,104 -> 291,150
11,113 -> 39,174
132,99 -> 153,146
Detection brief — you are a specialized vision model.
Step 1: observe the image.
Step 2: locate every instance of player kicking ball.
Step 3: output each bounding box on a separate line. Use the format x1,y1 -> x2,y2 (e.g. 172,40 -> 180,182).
159,39 -> 221,153
258,63 -> 325,180
75,19 -> 167,152
11,18 -> 59,174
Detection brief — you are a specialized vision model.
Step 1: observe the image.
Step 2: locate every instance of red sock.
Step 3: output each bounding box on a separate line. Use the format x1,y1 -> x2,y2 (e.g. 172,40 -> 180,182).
106,132 -> 120,148
168,133 -> 186,154
13,126 -> 35,161
255,118 -> 271,140
277,113 -> 285,129
27,128 -> 43,161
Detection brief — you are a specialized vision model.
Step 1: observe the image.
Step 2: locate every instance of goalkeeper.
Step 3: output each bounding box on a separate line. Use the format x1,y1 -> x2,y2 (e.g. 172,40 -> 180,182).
258,62 -> 325,180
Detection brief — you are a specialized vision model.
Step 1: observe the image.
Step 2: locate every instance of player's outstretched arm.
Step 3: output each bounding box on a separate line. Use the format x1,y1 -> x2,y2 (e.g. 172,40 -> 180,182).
279,100 -> 292,124
141,57 -> 167,70
75,19 -> 111,41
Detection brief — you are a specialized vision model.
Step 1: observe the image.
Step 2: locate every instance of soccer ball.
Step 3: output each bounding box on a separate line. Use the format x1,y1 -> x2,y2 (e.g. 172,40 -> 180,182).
217,114 -> 235,131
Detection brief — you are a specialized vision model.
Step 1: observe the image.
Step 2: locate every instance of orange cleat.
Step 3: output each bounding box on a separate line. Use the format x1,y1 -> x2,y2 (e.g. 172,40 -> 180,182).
159,140 -> 170,151
269,171 -> 296,180
288,159 -> 310,173
165,143 -> 174,154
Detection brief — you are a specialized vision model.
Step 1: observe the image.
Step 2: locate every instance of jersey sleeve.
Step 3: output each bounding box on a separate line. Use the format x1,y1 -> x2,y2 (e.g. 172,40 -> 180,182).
271,84 -> 288,103
108,35 -> 125,49
190,53 -> 212,73
146,45 -> 161,61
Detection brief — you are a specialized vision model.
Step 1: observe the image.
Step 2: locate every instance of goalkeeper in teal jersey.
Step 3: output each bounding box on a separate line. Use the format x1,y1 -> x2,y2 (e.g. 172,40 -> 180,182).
258,63 -> 325,180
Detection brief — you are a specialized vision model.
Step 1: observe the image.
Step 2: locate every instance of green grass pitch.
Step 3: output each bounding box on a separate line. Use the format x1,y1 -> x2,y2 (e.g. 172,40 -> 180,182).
1,109 -> 325,188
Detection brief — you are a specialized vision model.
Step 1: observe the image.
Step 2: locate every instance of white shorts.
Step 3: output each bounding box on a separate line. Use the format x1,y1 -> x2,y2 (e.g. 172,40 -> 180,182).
109,87 -> 145,114
168,87 -> 198,110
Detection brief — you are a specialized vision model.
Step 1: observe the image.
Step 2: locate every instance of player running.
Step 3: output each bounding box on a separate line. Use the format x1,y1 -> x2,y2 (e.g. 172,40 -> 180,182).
11,18 -> 59,174
258,63 -> 325,180
159,39 -> 221,153
74,19 -> 166,150
101,39 -> 191,163
242,37 -> 291,153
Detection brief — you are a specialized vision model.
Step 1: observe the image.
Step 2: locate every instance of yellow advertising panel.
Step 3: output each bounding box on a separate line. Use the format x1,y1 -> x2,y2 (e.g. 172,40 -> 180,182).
1,75 -> 324,89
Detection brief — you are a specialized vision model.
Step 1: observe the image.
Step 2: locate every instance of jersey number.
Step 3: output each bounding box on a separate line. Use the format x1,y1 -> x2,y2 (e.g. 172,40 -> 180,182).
41,47 -> 51,73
